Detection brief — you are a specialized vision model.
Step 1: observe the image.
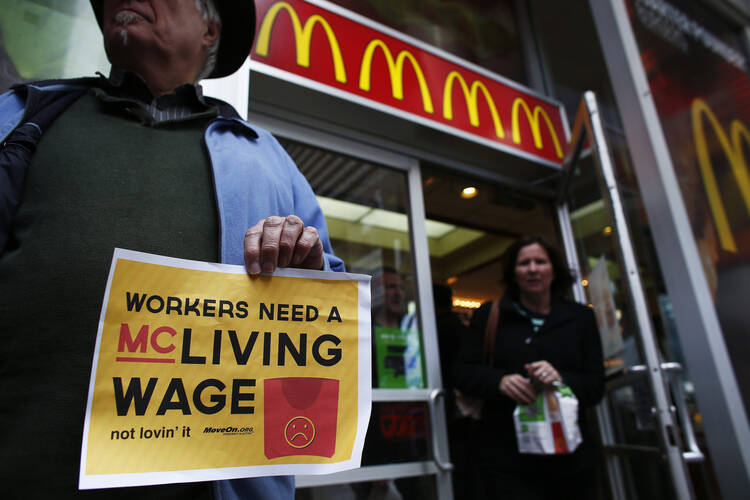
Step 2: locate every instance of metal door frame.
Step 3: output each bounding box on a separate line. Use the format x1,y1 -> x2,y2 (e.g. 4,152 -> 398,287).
556,92 -> 694,499
246,110 -> 454,500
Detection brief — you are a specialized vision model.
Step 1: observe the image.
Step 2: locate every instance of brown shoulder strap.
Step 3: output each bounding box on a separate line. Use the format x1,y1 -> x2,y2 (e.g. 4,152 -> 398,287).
482,299 -> 501,365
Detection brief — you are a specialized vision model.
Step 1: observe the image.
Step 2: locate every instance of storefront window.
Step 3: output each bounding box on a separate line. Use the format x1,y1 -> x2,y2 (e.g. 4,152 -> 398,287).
280,137 -> 426,389
0,0 -> 106,92
624,0 -> 750,417
325,0 -> 527,83
530,2 -> 730,497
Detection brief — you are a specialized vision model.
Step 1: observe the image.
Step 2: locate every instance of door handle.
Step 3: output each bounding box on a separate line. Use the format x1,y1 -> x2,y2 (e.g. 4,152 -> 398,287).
623,362 -> 704,463
427,389 -> 454,471
660,363 -> 705,463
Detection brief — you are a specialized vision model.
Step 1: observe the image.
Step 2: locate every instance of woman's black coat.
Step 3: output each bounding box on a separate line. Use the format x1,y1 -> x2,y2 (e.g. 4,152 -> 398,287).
453,293 -> 605,472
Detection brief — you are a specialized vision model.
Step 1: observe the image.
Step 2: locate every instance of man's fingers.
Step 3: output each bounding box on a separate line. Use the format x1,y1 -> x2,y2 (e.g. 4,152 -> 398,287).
259,216 -> 285,273
245,216 -> 325,276
293,226 -> 324,269
278,215 -> 304,268
244,219 -> 266,275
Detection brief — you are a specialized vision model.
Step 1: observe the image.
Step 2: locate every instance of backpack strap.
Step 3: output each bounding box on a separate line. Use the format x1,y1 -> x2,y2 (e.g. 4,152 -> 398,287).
482,299 -> 501,365
1,80 -> 93,253
15,79 -> 95,129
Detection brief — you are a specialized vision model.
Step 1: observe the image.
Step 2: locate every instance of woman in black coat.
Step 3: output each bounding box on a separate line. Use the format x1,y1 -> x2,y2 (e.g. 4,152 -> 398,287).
453,235 -> 605,500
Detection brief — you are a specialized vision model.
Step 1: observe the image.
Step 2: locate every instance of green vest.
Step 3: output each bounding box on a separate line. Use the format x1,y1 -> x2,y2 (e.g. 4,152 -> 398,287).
0,90 -> 219,497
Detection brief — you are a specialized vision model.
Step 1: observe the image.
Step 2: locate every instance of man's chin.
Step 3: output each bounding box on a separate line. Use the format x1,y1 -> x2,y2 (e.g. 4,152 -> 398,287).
104,26 -> 133,49
104,36 -> 144,74
115,27 -> 130,46
104,24 -> 150,58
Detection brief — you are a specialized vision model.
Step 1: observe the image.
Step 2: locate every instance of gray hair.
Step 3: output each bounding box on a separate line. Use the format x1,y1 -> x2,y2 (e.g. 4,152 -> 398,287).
195,0 -> 222,80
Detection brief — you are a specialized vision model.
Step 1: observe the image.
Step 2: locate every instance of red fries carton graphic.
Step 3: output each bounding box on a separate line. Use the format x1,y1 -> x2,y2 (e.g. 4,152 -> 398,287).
264,377 -> 339,458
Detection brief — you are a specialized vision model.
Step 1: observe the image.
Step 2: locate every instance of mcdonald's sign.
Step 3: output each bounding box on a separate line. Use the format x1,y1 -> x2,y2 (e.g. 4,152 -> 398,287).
691,98 -> 750,253
251,0 -> 567,167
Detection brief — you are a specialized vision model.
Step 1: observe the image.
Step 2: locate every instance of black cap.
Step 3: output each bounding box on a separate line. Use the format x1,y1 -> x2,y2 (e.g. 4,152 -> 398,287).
90,1 -> 256,79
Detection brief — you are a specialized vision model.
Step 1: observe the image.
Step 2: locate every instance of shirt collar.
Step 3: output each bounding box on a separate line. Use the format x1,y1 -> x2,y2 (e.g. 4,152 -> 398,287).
98,68 -> 258,137
101,68 -> 210,111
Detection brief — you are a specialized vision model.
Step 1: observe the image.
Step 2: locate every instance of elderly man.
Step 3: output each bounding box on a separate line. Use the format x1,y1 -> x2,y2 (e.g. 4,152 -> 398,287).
0,0 -> 343,498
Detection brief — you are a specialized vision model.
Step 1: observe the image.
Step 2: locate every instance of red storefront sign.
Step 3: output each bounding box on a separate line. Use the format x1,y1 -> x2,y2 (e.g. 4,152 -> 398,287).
251,0 -> 568,167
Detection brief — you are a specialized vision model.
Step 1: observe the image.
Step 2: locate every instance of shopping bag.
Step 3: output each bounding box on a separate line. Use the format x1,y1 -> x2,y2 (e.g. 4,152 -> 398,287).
513,384 -> 582,454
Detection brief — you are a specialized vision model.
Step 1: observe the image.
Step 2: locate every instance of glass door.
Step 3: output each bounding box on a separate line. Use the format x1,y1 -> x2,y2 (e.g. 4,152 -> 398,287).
556,93 -> 704,500
244,114 -> 453,500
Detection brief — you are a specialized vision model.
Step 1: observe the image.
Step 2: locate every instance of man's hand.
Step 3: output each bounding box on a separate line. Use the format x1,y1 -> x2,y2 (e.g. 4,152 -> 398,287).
244,215 -> 324,275
499,374 -> 537,404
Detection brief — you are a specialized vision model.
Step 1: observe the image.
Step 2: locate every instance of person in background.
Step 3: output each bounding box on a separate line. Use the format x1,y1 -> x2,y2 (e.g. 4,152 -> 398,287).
0,1 -> 343,498
371,267 -> 421,387
432,283 -> 480,500
453,235 -> 604,499
433,283 -> 463,390
372,267 -> 409,329
361,267 -> 425,499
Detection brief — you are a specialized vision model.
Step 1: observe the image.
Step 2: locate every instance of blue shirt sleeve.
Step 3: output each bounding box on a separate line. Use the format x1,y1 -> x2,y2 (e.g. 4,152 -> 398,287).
213,476 -> 295,500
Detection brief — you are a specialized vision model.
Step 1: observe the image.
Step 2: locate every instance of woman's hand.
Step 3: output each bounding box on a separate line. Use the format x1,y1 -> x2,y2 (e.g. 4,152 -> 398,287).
525,360 -> 561,386
499,374 -> 537,404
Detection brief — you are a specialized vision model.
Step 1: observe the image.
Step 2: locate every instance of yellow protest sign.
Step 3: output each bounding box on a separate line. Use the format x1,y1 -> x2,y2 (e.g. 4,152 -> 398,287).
79,249 -> 371,489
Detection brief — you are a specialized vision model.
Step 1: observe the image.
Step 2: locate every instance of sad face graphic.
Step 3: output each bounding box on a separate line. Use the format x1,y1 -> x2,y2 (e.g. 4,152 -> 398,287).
264,377 -> 338,458
284,416 -> 316,448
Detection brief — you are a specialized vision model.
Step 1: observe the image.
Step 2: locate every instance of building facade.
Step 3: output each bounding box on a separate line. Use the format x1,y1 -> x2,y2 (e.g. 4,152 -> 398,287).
2,0 -> 749,498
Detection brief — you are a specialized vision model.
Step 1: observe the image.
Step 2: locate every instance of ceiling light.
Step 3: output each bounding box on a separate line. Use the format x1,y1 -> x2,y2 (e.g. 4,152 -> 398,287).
453,298 -> 482,309
446,276 -> 458,285
316,196 -> 371,222
360,209 -> 409,232
425,219 -> 456,238
603,225 -> 613,236
461,186 -> 478,199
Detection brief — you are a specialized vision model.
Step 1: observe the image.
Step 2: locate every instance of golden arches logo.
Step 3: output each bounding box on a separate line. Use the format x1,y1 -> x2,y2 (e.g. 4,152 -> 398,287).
691,98 -> 750,253
255,1 -> 347,83
284,416 -> 316,449
358,39 -> 434,114
442,71 -> 504,139
252,1 -> 565,161
511,99 -> 563,159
